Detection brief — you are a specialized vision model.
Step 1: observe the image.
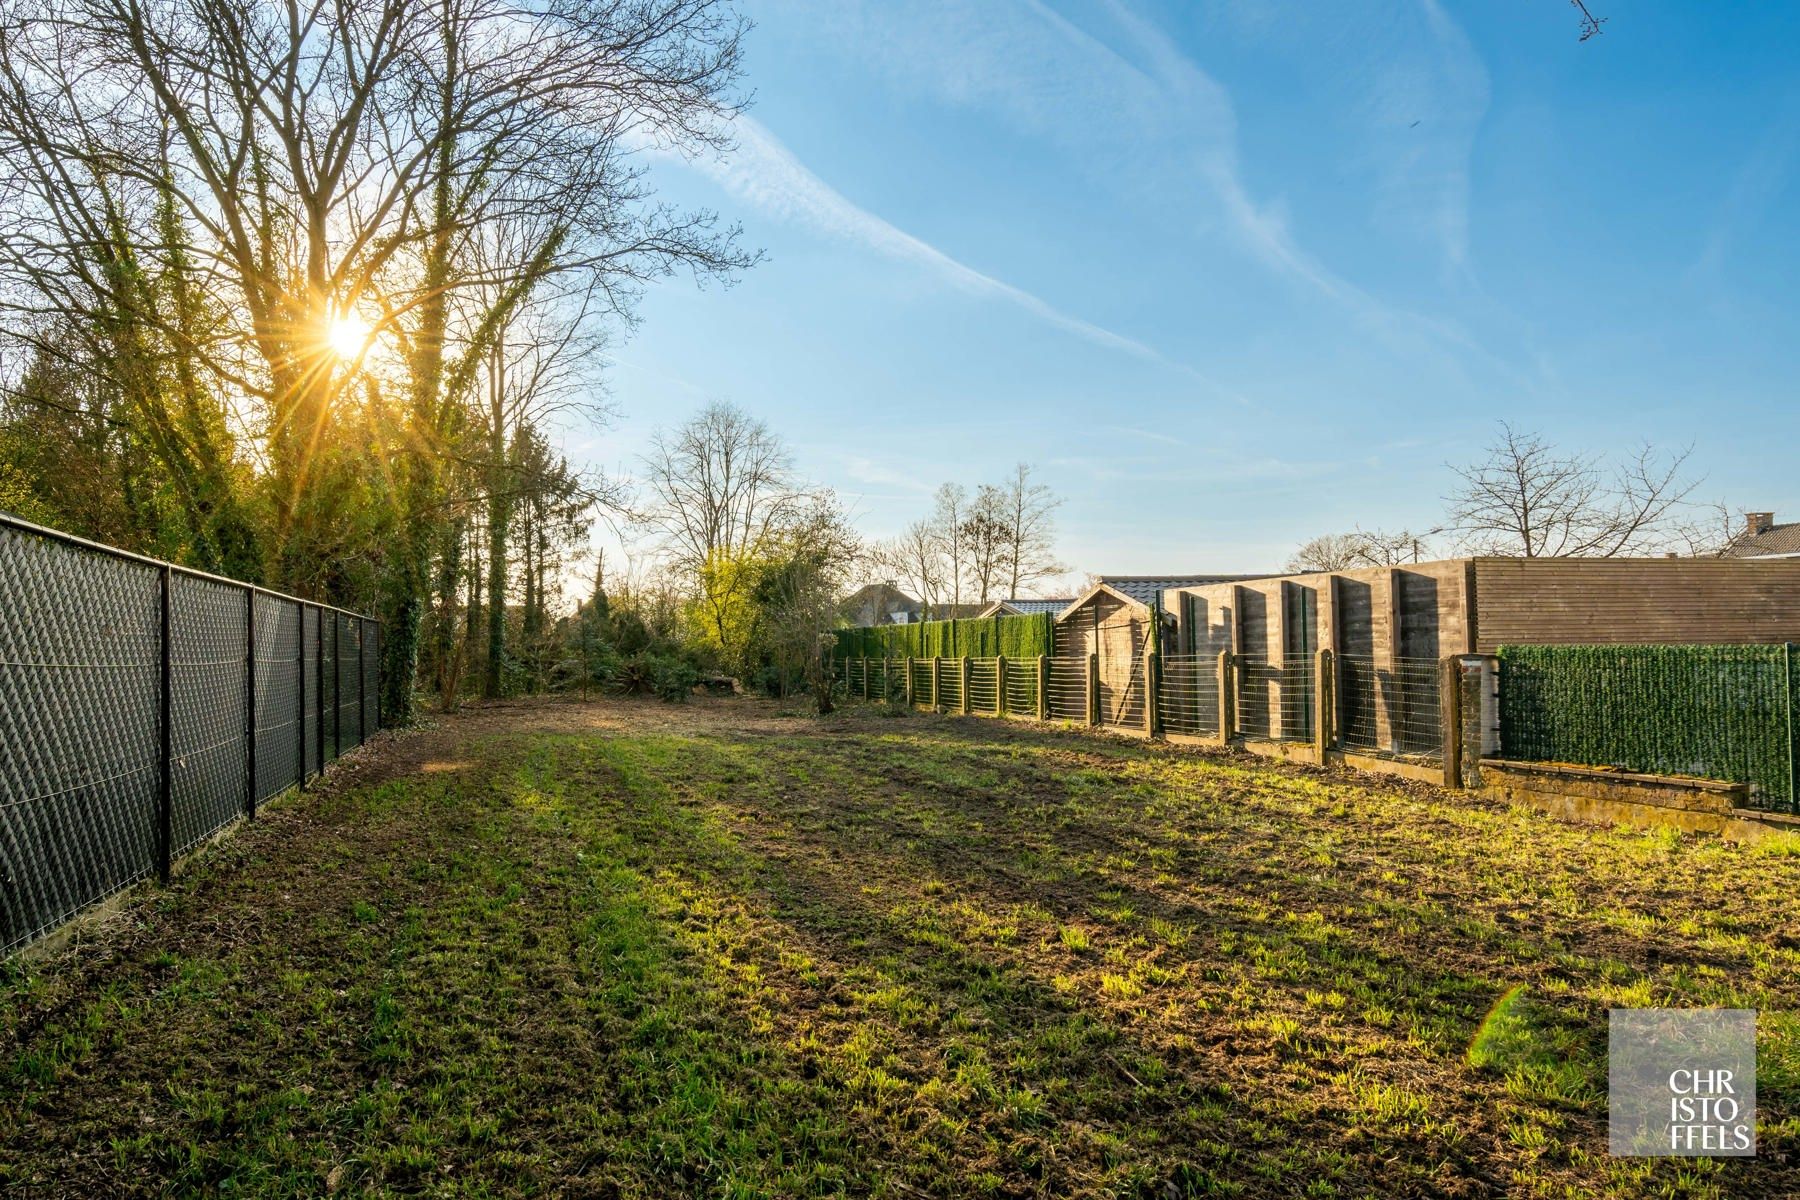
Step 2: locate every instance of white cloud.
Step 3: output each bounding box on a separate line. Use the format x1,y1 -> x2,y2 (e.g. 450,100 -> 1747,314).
688,115 -> 1185,367
1692,97 -> 1800,284
773,0 -> 1499,362
839,453 -> 938,499
1368,0 -> 1490,274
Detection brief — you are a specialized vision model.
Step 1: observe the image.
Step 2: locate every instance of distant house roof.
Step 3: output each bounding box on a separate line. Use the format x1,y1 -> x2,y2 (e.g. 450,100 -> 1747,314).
927,603 -> 991,620
841,583 -> 920,626
1094,574 -> 1265,607
842,582 -> 918,606
977,597 -> 1075,618
1726,515 -> 1800,559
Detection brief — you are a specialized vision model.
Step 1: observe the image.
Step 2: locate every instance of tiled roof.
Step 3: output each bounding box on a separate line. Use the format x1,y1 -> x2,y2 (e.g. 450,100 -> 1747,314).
1727,523 -> 1800,558
1096,575 -> 1263,607
999,598 -> 1075,615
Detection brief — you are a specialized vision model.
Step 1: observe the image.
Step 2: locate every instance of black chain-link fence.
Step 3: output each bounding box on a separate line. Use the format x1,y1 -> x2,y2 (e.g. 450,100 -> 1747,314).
0,514 -> 380,956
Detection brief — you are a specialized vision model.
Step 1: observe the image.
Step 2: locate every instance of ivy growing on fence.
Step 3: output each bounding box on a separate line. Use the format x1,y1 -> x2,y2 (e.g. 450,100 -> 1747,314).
1498,643 -> 1799,811
834,612 -> 1053,662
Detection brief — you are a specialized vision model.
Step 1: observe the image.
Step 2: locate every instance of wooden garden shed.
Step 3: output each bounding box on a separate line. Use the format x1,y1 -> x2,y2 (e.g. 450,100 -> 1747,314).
1055,575 -> 1263,725
1163,555 -> 1800,749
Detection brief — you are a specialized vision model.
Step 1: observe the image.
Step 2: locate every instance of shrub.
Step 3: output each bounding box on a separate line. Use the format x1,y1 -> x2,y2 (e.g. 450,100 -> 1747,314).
616,652 -> 699,702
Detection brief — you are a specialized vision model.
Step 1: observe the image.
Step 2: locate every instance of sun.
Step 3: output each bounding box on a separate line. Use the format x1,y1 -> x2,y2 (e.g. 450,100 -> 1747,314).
325,313 -> 372,361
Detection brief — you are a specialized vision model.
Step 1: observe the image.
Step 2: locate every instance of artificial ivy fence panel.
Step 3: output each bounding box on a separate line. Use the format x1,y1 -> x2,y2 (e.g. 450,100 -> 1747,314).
834,613 -> 1052,663
1497,643 -> 1798,812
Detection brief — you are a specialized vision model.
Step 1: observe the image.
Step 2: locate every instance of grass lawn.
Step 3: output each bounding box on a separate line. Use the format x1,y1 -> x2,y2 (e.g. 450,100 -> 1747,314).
4,696 -> 1798,1198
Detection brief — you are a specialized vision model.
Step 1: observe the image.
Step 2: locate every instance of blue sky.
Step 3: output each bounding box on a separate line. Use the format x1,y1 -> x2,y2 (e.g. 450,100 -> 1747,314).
580,0 -> 1800,590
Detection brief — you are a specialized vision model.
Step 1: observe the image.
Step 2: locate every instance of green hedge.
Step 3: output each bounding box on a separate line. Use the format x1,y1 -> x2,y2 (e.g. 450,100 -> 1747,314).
1498,644 -> 1798,811
834,612 -> 1053,663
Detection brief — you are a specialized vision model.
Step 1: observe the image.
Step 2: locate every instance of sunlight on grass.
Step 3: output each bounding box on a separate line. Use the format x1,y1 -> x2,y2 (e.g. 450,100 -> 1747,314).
6,701 -> 1799,1198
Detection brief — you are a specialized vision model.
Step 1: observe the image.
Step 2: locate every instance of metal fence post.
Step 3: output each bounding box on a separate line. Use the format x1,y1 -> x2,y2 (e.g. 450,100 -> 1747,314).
1086,652 -> 1099,726
157,564 -> 173,883
361,615 -> 372,744
1036,655 -> 1049,721
315,606 -> 325,770
960,656 -> 971,716
371,621 -> 381,731
1217,650 -> 1235,744
245,588 -> 257,819
333,615 -> 342,757
294,604 -> 304,787
1145,650 -> 1160,737
1314,648 -> 1333,761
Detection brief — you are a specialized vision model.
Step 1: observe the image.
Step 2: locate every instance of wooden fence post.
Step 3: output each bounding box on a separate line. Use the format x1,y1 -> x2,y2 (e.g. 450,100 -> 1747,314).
905,656 -> 914,707
960,655 -> 971,716
932,655 -> 942,710
1086,652 -> 1100,726
1458,656 -> 1485,790
1216,649 -> 1235,744
1145,650 -> 1160,737
1440,656 -> 1461,789
996,655 -> 1008,717
1037,655 -> 1049,720
1314,648 -> 1333,761
862,656 -> 871,701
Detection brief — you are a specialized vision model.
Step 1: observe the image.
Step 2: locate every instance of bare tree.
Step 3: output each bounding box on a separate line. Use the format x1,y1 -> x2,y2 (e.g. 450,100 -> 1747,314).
1571,1 -> 1607,42
1286,527 -> 1432,573
1668,500 -> 1744,559
961,484 -> 1009,605
998,462 -> 1066,596
876,466 -> 1065,613
1444,423 -> 1701,558
1286,532 -> 1373,573
875,519 -> 949,617
640,401 -> 811,668
1356,528 -> 1434,566
929,482 -> 969,613
470,239 -> 618,700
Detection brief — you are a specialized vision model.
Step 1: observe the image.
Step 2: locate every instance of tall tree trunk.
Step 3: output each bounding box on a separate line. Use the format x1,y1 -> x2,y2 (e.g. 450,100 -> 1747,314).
521,500 -> 540,694
380,34 -> 460,726
483,344 -> 509,698
533,518 -> 550,692
433,515 -> 466,706
466,518 -> 484,687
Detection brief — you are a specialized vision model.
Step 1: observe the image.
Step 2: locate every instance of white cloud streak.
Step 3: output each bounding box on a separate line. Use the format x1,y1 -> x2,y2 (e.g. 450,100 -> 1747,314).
772,0 -> 1501,365
689,115 -> 1181,367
